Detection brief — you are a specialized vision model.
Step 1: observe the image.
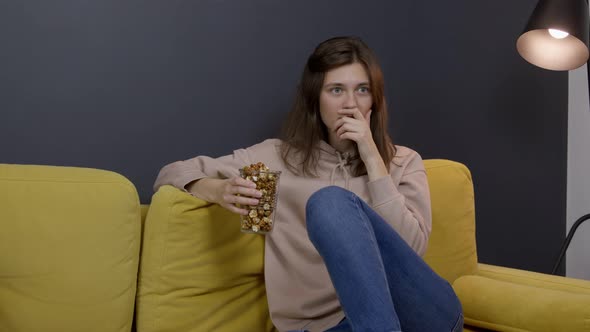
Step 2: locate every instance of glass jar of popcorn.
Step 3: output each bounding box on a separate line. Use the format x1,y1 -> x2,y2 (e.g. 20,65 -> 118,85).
239,163 -> 281,234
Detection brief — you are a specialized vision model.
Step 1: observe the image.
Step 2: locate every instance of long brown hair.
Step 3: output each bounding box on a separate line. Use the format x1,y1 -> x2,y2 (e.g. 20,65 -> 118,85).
280,36 -> 395,176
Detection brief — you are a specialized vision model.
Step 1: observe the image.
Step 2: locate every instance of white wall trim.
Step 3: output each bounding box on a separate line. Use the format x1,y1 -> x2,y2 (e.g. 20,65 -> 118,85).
567,42 -> 590,280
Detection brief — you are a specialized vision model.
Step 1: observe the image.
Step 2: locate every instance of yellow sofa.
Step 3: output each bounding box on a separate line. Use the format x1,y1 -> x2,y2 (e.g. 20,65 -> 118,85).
2,160 -> 589,332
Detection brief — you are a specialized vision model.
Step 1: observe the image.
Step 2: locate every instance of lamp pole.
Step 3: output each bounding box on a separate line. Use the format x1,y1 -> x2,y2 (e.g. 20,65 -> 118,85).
552,213 -> 590,274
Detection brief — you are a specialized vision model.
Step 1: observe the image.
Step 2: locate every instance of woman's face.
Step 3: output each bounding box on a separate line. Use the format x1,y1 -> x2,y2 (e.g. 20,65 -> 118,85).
319,62 -> 372,145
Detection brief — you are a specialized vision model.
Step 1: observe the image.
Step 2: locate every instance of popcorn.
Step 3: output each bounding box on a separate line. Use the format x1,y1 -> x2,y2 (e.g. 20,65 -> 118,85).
239,162 -> 280,234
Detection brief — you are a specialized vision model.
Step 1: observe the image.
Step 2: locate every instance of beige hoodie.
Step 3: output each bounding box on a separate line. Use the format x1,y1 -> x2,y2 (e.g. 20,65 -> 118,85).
154,138 -> 432,332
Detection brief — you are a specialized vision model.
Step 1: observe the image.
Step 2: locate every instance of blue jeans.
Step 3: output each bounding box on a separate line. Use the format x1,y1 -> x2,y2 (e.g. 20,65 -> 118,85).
303,186 -> 463,332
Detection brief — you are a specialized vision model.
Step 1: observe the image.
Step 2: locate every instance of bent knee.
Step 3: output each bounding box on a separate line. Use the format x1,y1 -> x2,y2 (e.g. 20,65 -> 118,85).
306,186 -> 349,212
305,186 -> 353,236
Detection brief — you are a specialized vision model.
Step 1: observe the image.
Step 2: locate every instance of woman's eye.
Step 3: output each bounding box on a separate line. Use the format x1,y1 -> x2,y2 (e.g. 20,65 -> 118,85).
358,86 -> 370,94
331,87 -> 343,94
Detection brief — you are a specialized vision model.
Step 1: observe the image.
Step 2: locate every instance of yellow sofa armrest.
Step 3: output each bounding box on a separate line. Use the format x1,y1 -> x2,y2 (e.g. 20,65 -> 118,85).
453,273 -> 590,332
476,263 -> 590,294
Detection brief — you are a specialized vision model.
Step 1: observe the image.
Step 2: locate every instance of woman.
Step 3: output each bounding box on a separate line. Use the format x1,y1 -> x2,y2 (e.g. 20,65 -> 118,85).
154,36 -> 463,332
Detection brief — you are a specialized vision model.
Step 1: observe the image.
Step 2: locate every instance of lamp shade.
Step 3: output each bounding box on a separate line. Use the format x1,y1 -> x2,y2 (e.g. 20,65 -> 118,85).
517,0 -> 589,71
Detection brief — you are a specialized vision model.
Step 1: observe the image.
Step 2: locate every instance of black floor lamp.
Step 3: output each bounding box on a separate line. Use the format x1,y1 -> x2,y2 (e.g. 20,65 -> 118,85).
516,0 -> 589,275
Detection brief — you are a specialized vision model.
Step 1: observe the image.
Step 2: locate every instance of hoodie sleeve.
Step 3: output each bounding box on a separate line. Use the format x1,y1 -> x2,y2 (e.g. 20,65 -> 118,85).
366,151 -> 432,256
153,139 -> 279,193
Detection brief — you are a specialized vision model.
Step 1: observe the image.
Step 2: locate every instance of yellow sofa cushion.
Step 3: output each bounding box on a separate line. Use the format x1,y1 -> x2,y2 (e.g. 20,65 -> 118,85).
0,164 -> 141,332
136,185 -> 276,332
423,159 -> 479,283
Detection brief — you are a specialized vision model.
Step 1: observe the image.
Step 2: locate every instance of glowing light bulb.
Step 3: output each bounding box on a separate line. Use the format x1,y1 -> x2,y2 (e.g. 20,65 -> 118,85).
548,29 -> 569,39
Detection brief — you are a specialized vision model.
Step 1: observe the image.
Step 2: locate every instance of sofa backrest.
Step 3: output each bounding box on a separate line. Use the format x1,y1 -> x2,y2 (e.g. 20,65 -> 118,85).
422,159 -> 479,282
0,164 -> 141,332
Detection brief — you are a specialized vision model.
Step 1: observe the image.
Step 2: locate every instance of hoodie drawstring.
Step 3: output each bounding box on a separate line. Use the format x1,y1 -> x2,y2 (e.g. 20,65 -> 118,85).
330,152 -> 351,189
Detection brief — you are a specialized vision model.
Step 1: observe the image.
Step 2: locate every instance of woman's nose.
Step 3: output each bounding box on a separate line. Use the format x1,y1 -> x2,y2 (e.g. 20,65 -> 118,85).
342,92 -> 358,109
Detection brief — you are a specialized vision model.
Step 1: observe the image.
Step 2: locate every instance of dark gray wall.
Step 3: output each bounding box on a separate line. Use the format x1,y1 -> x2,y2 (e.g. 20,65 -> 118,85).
0,1 -> 567,275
